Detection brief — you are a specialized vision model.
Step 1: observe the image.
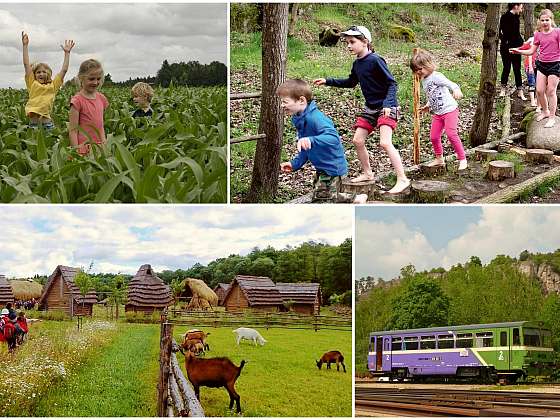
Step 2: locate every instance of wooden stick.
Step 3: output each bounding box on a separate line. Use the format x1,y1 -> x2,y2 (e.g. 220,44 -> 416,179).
412,52 -> 421,165
157,322 -> 173,417
230,134 -> 267,144
230,92 -> 261,100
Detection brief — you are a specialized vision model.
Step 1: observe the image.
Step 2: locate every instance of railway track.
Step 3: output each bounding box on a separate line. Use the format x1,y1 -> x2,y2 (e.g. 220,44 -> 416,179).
355,386 -> 560,416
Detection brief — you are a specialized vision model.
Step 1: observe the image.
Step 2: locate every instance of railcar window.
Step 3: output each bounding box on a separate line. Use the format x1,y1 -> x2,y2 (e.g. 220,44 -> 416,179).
523,328 -> 541,347
475,332 -> 493,347
513,328 -> 520,345
392,337 -> 402,351
543,330 -> 552,347
403,336 -> 419,350
437,334 -> 454,349
500,331 -> 507,346
369,336 -> 375,352
457,333 -> 473,347
420,335 -> 436,349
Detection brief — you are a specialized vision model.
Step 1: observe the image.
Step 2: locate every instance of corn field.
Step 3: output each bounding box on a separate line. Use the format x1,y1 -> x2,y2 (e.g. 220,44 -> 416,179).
0,85 -> 226,203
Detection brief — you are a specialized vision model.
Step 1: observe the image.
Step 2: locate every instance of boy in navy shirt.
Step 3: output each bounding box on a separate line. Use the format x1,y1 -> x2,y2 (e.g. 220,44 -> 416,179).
278,79 -> 367,203
131,82 -> 154,118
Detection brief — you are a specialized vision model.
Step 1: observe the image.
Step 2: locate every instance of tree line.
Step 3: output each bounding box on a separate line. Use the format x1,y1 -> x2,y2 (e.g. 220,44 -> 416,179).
356,251 -> 560,373
102,59 -> 227,88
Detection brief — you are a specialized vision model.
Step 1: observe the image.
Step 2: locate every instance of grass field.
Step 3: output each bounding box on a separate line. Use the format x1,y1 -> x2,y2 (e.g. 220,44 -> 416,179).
0,85 -> 226,203
173,325 -> 353,416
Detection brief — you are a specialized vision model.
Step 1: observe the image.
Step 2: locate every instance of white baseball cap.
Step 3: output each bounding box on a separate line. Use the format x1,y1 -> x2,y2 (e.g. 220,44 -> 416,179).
1,309 -> 9,315
341,25 -> 372,43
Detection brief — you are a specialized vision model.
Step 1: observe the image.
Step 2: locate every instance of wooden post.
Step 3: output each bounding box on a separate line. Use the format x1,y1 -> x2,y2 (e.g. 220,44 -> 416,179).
412,48 -> 421,165
157,321 -> 173,417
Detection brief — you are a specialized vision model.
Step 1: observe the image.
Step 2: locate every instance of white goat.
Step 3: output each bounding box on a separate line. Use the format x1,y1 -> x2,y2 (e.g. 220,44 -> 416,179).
232,327 -> 267,346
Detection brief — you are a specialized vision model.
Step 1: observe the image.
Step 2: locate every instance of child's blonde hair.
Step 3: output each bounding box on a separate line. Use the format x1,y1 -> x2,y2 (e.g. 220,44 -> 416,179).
539,9 -> 557,27
276,79 -> 313,102
409,48 -> 437,73
131,82 -> 154,102
31,62 -> 53,83
77,59 -> 104,89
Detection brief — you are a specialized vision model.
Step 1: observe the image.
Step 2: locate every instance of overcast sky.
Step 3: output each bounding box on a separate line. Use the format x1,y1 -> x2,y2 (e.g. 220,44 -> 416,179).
0,206 -> 352,278
356,206 -> 560,280
0,3 -> 227,88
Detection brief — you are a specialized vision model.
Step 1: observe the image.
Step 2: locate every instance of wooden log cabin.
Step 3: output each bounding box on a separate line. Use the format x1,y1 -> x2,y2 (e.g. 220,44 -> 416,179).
0,275 -> 15,307
276,282 -> 321,315
213,283 -> 230,306
223,275 -> 283,312
38,265 -> 97,316
125,264 -> 172,314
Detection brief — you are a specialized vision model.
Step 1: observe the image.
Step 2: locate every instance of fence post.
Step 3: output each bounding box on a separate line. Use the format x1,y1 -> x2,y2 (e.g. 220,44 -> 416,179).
314,314 -> 318,332
157,320 -> 173,417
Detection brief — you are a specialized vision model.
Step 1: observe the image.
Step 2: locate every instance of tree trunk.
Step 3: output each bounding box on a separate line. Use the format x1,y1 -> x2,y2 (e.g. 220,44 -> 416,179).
288,3 -> 299,37
522,3 -> 535,39
469,4 -> 500,147
246,3 -> 288,202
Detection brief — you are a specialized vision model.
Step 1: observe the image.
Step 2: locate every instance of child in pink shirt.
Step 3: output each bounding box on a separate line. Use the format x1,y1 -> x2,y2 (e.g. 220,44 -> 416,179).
69,59 -> 109,155
511,9 -> 560,128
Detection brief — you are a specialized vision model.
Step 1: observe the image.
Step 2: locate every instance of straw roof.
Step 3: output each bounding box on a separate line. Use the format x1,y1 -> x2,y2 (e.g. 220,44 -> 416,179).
10,279 -> 43,300
276,282 -> 321,305
0,275 -> 15,303
126,264 -> 172,308
39,265 -> 97,305
225,275 -> 283,306
183,278 -> 218,306
215,283 -> 231,293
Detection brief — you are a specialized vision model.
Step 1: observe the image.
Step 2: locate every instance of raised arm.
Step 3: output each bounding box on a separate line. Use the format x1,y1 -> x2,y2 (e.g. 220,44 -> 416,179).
22,32 -> 32,77
510,44 -> 537,56
58,40 -> 75,81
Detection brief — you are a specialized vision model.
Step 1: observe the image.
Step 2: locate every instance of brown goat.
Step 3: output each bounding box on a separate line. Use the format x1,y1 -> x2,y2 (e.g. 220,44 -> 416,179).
184,352 -> 246,413
316,350 -> 346,372
182,338 -> 205,355
184,329 -> 210,351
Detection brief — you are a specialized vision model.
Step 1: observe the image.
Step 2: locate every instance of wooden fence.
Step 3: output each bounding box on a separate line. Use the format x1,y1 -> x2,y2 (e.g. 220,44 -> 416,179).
230,92 -> 265,144
168,309 -> 351,331
157,319 -> 205,417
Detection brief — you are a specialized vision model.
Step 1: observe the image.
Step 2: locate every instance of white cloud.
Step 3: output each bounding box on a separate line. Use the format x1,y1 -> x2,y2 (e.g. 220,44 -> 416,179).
356,207 -> 560,280
0,206 -> 352,278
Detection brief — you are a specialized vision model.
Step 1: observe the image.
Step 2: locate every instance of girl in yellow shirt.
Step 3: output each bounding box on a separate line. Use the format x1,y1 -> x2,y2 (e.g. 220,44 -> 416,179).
22,32 -> 75,129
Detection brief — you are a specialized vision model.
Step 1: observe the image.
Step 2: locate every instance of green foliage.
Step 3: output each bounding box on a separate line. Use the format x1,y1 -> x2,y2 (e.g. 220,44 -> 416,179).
495,152 -> 524,174
230,4 -> 261,33
73,267 -> 94,301
389,278 -> 450,329
388,24 -> 416,42
0,85 -> 226,203
33,309 -> 69,321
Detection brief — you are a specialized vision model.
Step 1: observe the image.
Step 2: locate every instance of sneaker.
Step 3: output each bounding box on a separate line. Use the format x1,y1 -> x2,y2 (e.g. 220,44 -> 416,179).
517,89 -> 527,101
458,159 -> 468,171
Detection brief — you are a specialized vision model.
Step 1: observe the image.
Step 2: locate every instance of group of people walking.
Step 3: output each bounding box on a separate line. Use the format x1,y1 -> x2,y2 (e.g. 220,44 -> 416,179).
500,5 -> 560,128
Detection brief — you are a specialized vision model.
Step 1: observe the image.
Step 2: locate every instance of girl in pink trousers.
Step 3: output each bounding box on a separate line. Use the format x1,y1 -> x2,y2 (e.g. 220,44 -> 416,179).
410,49 -> 467,170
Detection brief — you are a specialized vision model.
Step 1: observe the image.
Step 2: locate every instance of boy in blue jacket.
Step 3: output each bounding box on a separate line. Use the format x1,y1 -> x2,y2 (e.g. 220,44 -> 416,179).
278,79 -> 367,203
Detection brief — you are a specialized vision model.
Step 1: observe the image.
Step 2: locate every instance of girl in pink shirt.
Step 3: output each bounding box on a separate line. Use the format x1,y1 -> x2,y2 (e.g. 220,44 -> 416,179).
511,9 -> 560,128
69,59 -> 109,155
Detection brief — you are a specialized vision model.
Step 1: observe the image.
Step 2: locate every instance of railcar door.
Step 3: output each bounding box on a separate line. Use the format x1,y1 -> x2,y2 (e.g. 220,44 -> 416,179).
376,336 -> 383,371
382,335 -> 392,372
499,330 -> 510,369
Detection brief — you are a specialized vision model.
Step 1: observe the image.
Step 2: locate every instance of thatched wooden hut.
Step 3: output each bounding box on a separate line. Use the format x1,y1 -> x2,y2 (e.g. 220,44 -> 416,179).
180,278 -> 218,310
276,282 -> 322,315
222,275 -> 283,312
38,265 -> 97,316
11,279 -> 43,300
213,283 -> 230,306
0,275 -> 15,307
125,264 -> 172,314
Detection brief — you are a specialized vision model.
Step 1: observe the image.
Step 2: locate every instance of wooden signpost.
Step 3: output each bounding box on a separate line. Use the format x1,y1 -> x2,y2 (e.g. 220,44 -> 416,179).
412,48 -> 421,165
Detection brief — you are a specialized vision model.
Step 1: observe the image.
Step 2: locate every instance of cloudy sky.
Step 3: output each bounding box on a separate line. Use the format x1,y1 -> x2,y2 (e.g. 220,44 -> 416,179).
0,3 -> 227,88
356,206 -> 560,280
0,206 -> 352,278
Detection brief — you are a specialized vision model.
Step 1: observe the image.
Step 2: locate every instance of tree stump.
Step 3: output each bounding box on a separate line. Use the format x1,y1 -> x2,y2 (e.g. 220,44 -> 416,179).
340,178 -> 377,199
411,180 -> 451,203
525,149 -> 554,164
474,148 -> 498,161
496,143 -> 511,153
419,161 -> 446,177
486,160 -> 515,181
